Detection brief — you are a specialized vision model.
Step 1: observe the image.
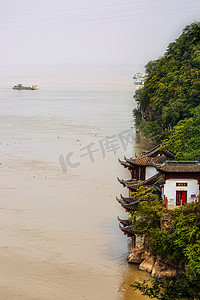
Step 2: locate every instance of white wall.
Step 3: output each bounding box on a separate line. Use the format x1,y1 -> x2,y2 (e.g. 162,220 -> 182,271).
164,178 -> 199,206
145,166 -> 158,180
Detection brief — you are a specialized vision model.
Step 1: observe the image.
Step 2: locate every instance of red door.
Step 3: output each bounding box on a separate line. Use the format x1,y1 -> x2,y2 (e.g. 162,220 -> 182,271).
176,191 -> 187,206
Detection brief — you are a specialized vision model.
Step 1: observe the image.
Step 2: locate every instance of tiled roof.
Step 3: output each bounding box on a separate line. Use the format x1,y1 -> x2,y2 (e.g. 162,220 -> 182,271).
116,197 -> 140,211
143,145 -> 174,158
117,216 -> 133,226
120,194 -> 135,204
118,172 -> 160,190
141,144 -> 162,156
118,158 -> 131,168
126,156 -> 165,166
155,161 -> 200,172
119,145 -> 174,167
119,223 -> 137,236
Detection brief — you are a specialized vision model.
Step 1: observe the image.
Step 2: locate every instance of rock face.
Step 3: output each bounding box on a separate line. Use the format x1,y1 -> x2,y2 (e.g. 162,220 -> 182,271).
127,246 -> 144,264
128,250 -> 179,278
139,252 -> 154,273
151,257 -> 177,278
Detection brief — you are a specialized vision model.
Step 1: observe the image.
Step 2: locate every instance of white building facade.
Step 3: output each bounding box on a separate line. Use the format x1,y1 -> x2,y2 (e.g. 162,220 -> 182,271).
145,166 -> 158,180
155,161 -> 200,209
164,178 -> 199,207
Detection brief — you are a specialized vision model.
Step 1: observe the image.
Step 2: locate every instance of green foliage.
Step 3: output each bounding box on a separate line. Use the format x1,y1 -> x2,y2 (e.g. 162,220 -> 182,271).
147,203 -> 200,268
163,105 -> 200,160
131,201 -> 200,299
134,22 -> 200,151
134,87 -> 149,110
130,185 -> 161,201
133,108 -> 142,127
145,60 -> 160,74
130,193 -> 200,269
131,276 -> 200,300
129,187 -> 164,234
130,23 -> 200,297
140,119 -> 163,141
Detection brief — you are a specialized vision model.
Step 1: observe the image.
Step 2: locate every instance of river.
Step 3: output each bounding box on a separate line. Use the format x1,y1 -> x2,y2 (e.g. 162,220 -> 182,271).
0,74 -> 150,299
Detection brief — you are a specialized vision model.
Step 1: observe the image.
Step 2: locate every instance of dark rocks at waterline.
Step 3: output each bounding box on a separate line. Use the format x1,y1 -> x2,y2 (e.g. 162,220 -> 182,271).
128,248 -> 183,279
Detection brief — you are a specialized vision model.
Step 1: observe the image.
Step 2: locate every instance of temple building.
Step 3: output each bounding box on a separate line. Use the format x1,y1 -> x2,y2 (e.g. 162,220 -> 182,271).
117,145 -> 200,238
154,160 -> 200,209
118,144 -> 174,192
118,144 -> 174,181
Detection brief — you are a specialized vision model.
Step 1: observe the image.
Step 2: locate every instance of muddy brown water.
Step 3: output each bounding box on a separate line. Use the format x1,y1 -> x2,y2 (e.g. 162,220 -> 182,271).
0,85 -> 150,299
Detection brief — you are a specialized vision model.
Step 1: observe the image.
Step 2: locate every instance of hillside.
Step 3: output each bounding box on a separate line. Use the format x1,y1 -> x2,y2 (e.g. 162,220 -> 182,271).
133,22 -> 200,160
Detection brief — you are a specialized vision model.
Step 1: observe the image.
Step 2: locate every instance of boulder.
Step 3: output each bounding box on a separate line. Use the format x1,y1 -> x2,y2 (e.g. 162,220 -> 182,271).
128,246 -> 144,264
139,252 -> 155,273
151,257 -> 177,278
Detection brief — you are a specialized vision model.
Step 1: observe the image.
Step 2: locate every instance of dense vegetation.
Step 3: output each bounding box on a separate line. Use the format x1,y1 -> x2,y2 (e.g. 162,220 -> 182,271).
131,22 -> 200,298
133,22 -> 200,160
130,187 -> 200,299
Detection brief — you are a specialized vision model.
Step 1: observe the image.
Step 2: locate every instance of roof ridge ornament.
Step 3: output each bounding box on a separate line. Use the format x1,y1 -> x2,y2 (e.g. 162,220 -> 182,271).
118,158 -> 123,163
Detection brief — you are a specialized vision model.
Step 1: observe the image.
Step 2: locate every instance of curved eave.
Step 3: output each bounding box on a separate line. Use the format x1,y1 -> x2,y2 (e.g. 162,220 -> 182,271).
125,158 -> 136,164
162,149 -> 175,159
116,196 -> 126,205
120,194 -> 135,204
119,199 -> 140,211
119,194 -> 151,205
117,178 -> 138,188
126,185 -> 140,191
118,158 -> 131,168
117,216 -> 132,227
119,223 -> 136,236
124,173 -> 160,190
125,182 -> 145,190
117,177 -> 127,187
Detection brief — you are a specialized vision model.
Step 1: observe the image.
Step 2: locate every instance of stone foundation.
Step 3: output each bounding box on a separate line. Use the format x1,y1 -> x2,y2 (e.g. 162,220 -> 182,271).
128,250 -> 180,278
151,257 -> 177,278
127,246 -> 144,264
139,252 -> 155,273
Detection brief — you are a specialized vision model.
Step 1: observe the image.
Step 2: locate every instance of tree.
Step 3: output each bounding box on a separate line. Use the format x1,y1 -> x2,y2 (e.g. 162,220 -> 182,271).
133,22 -> 200,145
163,105 -> 200,160
130,186 -> 164,234
131,202 -> 200,299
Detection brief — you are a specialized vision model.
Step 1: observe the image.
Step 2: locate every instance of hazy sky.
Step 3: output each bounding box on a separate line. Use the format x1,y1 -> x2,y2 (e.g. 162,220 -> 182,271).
0,0 -> 199,84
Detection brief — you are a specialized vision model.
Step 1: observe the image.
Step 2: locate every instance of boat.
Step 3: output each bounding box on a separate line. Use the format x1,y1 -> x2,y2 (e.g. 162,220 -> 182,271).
133,72 -> 142,80
133,72 -> 147,86
134,79 -> 143,85
12,84 -> 38,90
